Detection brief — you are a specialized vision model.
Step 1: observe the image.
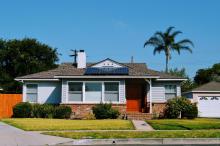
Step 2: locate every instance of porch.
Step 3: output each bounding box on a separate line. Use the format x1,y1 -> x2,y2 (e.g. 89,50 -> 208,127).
125,78 -> 153,119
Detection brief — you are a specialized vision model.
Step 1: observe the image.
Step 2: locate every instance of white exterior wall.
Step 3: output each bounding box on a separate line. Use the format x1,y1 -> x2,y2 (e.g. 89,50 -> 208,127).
191,92 -> 220,103
92,60 -> 122,68
61,79 -> 126,104
151,81 -> 181,103
23,81 -> 61,104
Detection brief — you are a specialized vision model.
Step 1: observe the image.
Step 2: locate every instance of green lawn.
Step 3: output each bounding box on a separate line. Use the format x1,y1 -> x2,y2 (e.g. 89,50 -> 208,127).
2,118 -> 134,131
44,130 -> 220,139
147,118 -> 220,130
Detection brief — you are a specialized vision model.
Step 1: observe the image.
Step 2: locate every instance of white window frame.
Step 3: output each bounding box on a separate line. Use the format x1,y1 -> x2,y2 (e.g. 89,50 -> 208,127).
26,83 -> 38,103
165,84 -> 177,100
66,81 -> 120,104
68,82 -> 83,103
104,82 -> 120,102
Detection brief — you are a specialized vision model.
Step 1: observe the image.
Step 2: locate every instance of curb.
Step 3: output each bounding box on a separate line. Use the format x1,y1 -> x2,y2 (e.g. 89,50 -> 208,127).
58,138 -> 220,145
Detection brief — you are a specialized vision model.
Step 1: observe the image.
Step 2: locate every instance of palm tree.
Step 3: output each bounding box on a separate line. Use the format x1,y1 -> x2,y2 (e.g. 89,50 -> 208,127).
144,26 -> 194,73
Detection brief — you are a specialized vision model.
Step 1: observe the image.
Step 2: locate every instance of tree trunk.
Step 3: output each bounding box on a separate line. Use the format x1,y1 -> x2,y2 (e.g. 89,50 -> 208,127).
165,54 -> 169,73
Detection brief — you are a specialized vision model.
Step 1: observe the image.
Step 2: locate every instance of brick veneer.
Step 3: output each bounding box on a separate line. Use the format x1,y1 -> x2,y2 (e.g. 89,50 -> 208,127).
152,103 -> 166,116
63,103 -> 126,119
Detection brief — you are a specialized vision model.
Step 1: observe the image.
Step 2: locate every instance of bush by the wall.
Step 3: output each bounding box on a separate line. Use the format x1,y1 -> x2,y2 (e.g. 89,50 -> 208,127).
53,106 -> 72,119
31,103 -> 41,118
13,102 -> 72,119
38,104 -> 55,118
92,103 -> 120,119
13,102 -> 32,118
164,97 -> 198,119
182,103 -> 198,119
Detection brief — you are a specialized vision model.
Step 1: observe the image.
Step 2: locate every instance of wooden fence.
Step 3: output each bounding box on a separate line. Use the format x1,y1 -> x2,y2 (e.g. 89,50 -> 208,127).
0,94 -> 22,118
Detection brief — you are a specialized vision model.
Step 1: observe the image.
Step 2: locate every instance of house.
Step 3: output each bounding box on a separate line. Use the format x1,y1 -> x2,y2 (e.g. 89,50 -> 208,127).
15,50 -> 186,119
183,81 -> 220,118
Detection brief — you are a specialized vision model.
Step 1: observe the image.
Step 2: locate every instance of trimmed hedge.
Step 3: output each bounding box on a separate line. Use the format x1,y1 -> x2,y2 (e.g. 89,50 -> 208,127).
164,97 -> 198,119
13,102 -> 32,118
13,102 -> 72,119
92,103 -> 120,119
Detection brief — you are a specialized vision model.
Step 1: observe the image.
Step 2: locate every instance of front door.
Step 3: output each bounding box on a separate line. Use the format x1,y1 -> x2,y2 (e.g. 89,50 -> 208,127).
126,84 -> 143,112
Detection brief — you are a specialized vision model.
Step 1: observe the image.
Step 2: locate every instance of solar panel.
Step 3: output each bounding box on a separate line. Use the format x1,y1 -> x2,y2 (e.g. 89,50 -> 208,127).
85,67 -> 129,75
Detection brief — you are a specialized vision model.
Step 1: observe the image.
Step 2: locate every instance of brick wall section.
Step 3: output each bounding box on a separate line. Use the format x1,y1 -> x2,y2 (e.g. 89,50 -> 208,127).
63,104 -> 126,119
152,103 -> 166,116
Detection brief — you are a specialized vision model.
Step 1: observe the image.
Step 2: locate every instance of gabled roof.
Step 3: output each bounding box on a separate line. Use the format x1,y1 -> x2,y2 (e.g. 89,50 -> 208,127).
15,59 -> 186,80
190,81 -> 220,92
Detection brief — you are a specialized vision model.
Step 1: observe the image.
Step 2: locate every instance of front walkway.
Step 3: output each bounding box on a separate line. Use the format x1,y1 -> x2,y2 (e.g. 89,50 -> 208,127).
132,120 -> 154,131
0,122 -> 73,146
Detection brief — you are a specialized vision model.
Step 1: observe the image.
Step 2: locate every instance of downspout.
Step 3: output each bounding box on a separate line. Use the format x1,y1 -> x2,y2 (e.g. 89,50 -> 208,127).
149,79 -> 152,114
145,79 -> 152,114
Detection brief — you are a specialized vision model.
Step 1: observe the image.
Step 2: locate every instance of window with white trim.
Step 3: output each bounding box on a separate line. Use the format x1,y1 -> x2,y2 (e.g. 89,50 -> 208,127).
165,85 -> 177,100
68,82 -> 83,101
26,84 -> 38,102
104,82 -> 119,102
85,83 -> 102,102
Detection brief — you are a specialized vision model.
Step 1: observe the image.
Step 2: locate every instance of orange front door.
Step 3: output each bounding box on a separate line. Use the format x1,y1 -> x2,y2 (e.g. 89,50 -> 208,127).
126,84 -> 142,112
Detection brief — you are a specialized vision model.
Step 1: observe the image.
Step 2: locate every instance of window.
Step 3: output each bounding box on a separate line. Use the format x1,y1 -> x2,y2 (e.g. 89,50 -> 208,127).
85,83 -> 102,102
165,85 -> 177,100
26,84 -> 38,102
104,82 -> 119,102
68,82 -> 83,102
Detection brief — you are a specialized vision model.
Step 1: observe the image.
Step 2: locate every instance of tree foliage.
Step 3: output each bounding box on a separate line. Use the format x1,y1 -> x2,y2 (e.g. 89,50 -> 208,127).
0,38 -> 59,93
194,63 -> 220,85
167,68 -> 196,92
144,26 -> 193,72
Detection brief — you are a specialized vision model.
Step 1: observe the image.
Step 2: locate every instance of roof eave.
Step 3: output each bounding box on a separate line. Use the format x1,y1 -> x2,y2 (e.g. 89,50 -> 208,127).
156,78 -> 187,81
54,75 -> 160,79
15,78 -> 60,82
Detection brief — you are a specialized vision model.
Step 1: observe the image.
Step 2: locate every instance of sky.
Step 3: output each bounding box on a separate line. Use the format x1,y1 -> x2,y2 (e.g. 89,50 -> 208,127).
0,0 -> 219,78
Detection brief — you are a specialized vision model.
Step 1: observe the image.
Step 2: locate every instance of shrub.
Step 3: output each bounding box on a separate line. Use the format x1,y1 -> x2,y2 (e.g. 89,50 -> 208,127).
53,106 -> 72,119
38,104 -> 55,118
164,97 -> 198,119
31,103 -> 41,118
13,102 -> 32,118
182,103 -> 198,119
13,103 -> 72,119
92,103 -> 120,119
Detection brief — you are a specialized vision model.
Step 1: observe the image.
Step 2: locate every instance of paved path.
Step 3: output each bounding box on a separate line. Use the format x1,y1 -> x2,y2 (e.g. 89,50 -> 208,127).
132,120 -> 154,131
0,122 -> 73,146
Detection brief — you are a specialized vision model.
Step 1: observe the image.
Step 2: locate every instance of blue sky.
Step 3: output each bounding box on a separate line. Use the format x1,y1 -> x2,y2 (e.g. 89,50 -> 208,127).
0,0 -> 219,77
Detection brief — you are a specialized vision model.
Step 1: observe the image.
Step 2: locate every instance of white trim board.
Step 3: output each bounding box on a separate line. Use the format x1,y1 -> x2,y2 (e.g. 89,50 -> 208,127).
54,75 -> 160,79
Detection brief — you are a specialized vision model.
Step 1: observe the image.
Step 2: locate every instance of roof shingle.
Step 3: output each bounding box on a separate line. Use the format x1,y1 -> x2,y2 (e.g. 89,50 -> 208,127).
16,62 -> 184,79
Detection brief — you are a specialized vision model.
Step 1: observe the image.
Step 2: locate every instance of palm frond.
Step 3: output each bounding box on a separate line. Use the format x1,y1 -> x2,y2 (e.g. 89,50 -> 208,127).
171,31 -> 182,38
153,46 -> 165,55
166,26 -> 175,35
144,37 -> 163,47
154,31 -> 166,43
177,39 -> 194,47
179,46 -> 193,53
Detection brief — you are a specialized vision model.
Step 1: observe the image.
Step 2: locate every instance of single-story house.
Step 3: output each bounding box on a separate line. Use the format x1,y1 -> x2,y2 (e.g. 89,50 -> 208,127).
183,81 -> 220,118
15,50 -> 186,119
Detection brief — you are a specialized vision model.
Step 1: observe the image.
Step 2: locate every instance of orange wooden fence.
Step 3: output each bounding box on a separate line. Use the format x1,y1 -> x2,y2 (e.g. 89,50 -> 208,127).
0,94 -> 22,118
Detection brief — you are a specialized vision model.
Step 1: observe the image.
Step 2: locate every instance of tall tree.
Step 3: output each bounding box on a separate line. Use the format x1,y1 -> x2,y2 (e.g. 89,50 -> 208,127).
0,38 -> 59,93
144,26 -> 194,72
167,68 -> 196,92
194,63 -> 220,85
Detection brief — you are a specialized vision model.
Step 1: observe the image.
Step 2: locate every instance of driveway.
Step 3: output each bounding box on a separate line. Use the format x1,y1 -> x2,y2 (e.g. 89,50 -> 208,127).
0,122 -> 73,146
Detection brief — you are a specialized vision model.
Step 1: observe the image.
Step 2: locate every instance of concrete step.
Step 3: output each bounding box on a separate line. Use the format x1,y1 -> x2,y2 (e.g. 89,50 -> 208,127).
124,112 -> 152,120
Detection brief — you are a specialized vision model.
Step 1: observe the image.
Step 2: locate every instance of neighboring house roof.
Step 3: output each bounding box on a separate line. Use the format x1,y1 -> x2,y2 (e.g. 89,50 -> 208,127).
187,81 -> 220,93
15,60 -> 186,80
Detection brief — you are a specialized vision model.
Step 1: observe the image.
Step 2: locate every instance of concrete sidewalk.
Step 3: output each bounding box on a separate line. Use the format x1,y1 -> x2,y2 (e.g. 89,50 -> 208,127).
0,122 -> 73,146
132,120 -> 154,131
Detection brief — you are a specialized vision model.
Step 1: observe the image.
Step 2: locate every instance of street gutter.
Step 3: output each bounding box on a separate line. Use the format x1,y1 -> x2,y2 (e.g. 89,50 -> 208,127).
57,138 -> 220,145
